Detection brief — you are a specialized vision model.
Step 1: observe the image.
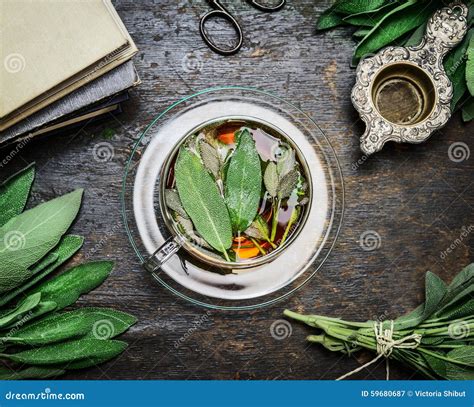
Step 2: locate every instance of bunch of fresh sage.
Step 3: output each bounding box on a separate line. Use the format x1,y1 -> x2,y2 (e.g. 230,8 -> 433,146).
317,0 -> 474,121
285,264 -> 474,380
0,164 -> 136,379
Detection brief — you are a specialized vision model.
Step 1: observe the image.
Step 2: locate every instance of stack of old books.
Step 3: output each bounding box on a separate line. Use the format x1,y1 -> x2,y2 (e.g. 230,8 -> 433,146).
0,0 -> 139,145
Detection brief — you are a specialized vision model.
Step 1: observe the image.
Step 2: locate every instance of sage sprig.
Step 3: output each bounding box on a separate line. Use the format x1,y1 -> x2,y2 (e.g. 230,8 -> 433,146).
285,264 -> 474,380
264,147 -> 300,241
0,164 -> 136,379
317,0 -> 474,121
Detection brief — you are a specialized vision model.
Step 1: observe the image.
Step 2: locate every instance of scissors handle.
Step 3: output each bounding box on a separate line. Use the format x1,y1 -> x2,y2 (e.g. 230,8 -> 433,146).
200,1 -> 243,56
249,0 -> 285,12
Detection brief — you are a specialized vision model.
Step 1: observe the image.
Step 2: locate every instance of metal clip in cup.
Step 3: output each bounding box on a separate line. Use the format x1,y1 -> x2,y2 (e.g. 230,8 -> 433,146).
143,235 -> 185,273
351,2 -> 469,155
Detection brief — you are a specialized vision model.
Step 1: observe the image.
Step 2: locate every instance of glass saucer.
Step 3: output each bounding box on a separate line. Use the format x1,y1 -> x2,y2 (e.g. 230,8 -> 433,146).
121,87 -> 344,310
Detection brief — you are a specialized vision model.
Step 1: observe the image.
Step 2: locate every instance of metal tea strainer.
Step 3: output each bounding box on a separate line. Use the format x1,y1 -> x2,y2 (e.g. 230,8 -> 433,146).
352,2 -> 469,155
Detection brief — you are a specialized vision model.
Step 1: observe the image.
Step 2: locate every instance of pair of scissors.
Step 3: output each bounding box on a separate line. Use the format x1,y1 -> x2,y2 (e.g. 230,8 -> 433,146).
200,0 -> 286,56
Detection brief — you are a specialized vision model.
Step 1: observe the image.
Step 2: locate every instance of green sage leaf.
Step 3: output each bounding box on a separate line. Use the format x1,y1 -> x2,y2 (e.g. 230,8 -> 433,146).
423,351 -> 447,378
343,2 -> 399,27
264,162 -> 279,198
438,299 -> 474,320
0,235 -> 84,307
278,169 -> 299,199
244,215 -> 270,241
0,189 -> 83,281
225,129 -> 262,232
0,163 -> 35,227
276,148 -> 296,178
9,301 -> 58,328
354,1 -> 436,61
2,338 -> 127,365
353,28 -> 371,38
466,33 -> 474,96
317,11 -> 345,30
331,0 -> 387,15
175,215 -> 212,250
444,29 -> 472,80
462,97 -> 474,122
0,293 -> 41,328
175,148 -> 232,254
396,271 -> 447,329
26,261 -> 113,311
404,22 -> 427,47
2,307 -> 136,346
448,346 -> 474,367
446,363 -> 474,380
165,189 -> 188,219
199,139 -> 221,179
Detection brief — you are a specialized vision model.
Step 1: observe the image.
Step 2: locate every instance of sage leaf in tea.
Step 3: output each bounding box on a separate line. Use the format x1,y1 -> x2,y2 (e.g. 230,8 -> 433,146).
175,148 -> 232,258
26,261 -> 113,311
165,189 -> 188,219
278,169 -> 299,200
0,189 -> 83,279
225,129 -> 262,232
0,235 -> 84,307
2,307 -> 136,346
1,338 -> 127,365
176,215 -> 212,250
0,164 -> 35,227
276,148 -> 296,179
199,139 -> 221,179
264,162 -> 279,198
244,215 -> 276,248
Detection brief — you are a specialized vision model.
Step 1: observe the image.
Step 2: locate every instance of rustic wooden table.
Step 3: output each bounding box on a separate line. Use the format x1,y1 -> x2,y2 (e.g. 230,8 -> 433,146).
4,0 -> 472,380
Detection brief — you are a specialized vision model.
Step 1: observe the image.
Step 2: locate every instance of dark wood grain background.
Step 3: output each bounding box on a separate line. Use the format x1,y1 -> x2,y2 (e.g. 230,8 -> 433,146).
2,0 -> 472,380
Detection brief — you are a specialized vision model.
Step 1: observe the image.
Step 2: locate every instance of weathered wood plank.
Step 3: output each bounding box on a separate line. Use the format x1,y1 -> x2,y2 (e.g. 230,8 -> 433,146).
0,0 -> 471,380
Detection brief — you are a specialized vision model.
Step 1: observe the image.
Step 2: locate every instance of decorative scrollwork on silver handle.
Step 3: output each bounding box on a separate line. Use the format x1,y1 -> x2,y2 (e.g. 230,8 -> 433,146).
351,2 -> 469,156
